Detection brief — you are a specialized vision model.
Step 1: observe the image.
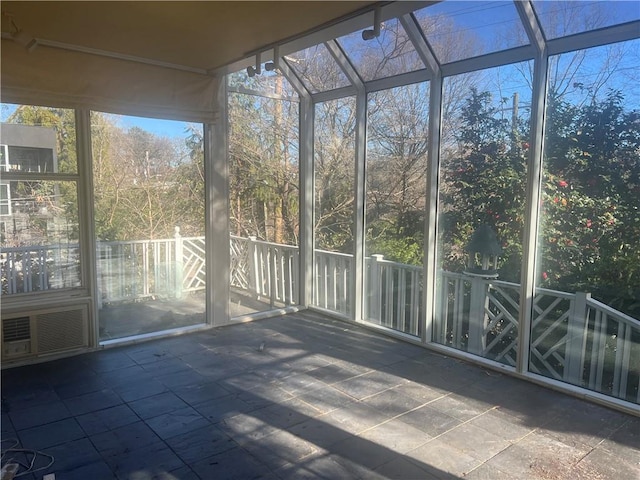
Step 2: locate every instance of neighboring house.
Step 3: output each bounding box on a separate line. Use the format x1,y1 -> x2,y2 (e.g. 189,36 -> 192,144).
0,122 -> 59,245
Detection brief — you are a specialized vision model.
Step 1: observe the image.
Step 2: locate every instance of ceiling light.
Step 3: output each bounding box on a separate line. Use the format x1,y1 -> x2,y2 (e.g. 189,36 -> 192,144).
264,45 -> 280,72
12,29 -> 38,52
247,52 -> 262,77
4,12 -> 38,52
362,5 -> 381,41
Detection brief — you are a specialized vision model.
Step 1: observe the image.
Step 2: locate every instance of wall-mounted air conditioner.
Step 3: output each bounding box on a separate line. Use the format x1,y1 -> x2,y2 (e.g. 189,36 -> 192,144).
1,304 -> 90,362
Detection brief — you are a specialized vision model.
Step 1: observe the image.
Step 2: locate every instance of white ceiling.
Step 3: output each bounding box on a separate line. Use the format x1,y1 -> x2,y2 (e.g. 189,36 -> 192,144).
1,1 -> 378,72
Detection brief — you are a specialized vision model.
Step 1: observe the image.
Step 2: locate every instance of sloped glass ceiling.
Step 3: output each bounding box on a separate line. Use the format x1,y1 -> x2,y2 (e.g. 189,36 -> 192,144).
414,1 -> 529,64
337,17 -> 424,81
228,68 -> 299,101
234,1 -> 638,94
532,1 -> 640,39
284,43 -> 351,93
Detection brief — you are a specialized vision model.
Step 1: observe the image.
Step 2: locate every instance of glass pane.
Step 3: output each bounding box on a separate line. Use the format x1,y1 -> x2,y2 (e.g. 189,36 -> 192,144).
228,74 -> 300,318
1,104 -> 77,174
364,83 -> 429,336
435,62 -> 533,365
285,44 -> 351,93
337,18 -> 423,81
533,1 -> 640,39
91,112 -> 205,340
228,68 -> 299,101
313,98 -> 356,316
1,180 -> 80,294
533,40 -> 640,403
414,1 -> 529,64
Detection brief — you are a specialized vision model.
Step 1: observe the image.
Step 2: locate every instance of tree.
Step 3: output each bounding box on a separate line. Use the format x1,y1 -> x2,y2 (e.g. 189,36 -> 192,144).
540,89 -> 640,315
366,83 -> 430,265
439,88 -> 528,282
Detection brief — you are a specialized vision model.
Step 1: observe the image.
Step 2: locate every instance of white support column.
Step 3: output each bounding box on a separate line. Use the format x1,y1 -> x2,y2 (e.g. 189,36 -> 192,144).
206,75 -> 230,326
516,25 -> 549,373
279,60 -> 312,308
353,90 -> 367,322
76,108 -> 98,347
423,72 -> 443,345
298,95 -> 314,307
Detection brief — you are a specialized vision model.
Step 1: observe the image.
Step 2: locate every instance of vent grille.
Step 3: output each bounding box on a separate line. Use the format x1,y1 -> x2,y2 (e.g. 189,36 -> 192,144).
36,307 -> 87,354
3,317 -> 30,342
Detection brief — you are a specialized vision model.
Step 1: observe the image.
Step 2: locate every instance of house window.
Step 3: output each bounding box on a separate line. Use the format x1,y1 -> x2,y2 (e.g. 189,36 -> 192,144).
0,144 -> 8,171
0,105 -> 81,295
0,183 -> 10,216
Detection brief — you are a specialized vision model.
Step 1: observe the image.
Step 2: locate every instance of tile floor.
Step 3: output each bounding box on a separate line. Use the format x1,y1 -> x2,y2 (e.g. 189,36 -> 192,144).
1,312 -> 638,479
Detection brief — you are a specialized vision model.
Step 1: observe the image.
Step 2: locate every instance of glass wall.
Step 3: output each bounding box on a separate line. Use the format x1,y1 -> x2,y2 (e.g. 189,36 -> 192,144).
532,40 -> 640,402
364,83 -> 429,336
434,62 -> 532,365
1,105 -> 81,295
313,98 -> 357,316
227,70 -> 300,318
91,112 -> 205,340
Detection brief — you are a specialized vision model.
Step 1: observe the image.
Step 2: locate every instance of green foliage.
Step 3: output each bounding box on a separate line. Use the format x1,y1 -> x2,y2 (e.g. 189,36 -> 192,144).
440,88 -> 527,282
539,90 -> 640,315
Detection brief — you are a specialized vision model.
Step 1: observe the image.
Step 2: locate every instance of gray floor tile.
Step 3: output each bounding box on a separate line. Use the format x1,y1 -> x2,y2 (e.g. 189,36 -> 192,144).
436,422 -> 512,461
406,438 -> 481,477
63,388 -> 123,415
374,456 -> 443,479
567,445 -> 640,480
18,417 -> 85,450
107,441 -> 185,479
2,312 -> 638,480
76,404 -> 140,436
192,394 -> 254,423
90,421 -> 162,458
128,391 -> 190,420
8,400 -> 71,430
359,418 -> 432,453
145,405 -> 210,439
329,435 -> 398,471
484,431 -> 591,479
362,387 -> 426,417
242,429 -> 319,470
190,446 -> 271,480
396,404 -> 462,436
165,424 -> 236,464
288,416 -> 354,448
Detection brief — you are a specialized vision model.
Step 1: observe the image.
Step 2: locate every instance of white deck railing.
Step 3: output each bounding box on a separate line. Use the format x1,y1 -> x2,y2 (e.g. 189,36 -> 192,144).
2,235 -> 638,403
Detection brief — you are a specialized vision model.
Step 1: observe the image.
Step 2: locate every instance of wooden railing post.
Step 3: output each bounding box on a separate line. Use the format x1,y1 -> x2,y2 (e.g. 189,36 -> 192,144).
564,292 -> 590,384
174,226 -> 184,299
248,236 -> 259,297
468,276 -> 488,355
369,254 -> 383,322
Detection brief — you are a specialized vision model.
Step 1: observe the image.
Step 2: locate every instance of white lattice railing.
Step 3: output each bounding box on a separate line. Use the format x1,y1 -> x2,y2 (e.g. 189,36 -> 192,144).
2,234 -> 638,402
313,249 -> 353,316
1,243 -> 81,294
365,254 -> 423,337
436,272 -> 521,365
438,274 -> 639,403
530,290 -> 640,403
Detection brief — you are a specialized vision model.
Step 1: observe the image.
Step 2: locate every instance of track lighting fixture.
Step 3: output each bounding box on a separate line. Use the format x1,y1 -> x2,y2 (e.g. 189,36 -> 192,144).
362,5 -> 382,41
264,45 -> 280,72
247,52 -> 262,77
4,12 -> 38,52
12,29 -> 38,52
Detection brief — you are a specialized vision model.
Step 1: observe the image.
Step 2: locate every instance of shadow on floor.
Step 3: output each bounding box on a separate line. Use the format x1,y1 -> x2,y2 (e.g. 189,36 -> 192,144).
2,312 -> 639,479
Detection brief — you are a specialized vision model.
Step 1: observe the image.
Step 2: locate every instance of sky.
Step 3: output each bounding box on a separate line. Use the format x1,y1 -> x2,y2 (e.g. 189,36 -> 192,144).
1,103 -> 192,139
115,115 -> 192,139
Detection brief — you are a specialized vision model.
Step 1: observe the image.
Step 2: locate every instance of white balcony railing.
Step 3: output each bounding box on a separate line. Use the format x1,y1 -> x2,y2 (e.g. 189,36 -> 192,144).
1,234 -> 638,403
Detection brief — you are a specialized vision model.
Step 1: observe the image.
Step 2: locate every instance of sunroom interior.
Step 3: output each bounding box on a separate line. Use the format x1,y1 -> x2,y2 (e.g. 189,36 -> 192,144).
1,0 -> 639,424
